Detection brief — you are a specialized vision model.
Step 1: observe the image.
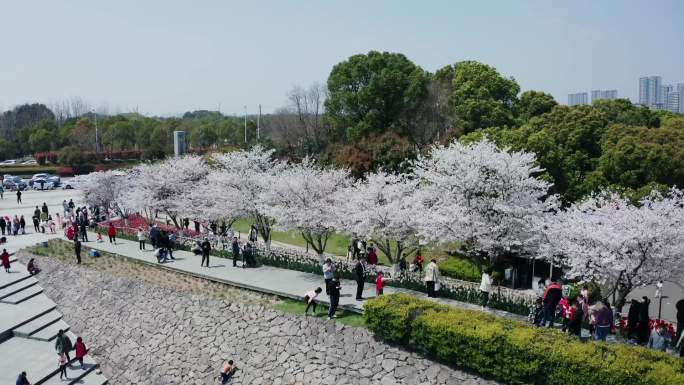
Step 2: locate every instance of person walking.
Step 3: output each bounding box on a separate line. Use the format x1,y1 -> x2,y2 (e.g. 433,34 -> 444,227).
31,215 -> 40,233
149,225 -> 159,249
16,371 -> 31,385
542,279 -> 563,328
322,258 -> 335,295
12,215 -> 20,236
231,237 -> 240,267
74,239 -> 82,264
137,227 -> 147,250
57,352 -> 68,380
424,259 -> 440,298
41,202 -> 48,215
304,287 -> 322,315
200,238 -> 211,267
0,216 -> 6,235
0,184 -> 4,199
328,278 -> 341,320
54,329 -> 73,362
107,223 -> 117,243
479,268 -> 493,309
2,248 -> 11,273
74,337 -> 88,369
19,215 -> 25,234
354,258 -> 365,301
16,189 -> 22,204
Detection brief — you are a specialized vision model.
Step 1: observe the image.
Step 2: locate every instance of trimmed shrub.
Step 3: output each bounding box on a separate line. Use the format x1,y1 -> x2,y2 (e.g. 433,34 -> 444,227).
365,294 -> 684,385
57,166 -> 75,177
439,257 -> 481,282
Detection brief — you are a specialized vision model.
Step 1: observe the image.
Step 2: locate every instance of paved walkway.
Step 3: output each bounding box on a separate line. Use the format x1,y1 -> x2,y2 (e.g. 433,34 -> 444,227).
82,231 -> 527,321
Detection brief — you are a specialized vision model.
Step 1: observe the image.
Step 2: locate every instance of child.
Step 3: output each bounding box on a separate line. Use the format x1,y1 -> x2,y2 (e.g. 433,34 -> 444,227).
96,231 -> 103,243
304,287 -> 323,315
75,337 -> 88,369
58,352 -> 68,380
27,258 -> 40,275
219,360 -> 237,384
559,296 -> 571,332
531,297 -> 545,326
376,272 -> 390,296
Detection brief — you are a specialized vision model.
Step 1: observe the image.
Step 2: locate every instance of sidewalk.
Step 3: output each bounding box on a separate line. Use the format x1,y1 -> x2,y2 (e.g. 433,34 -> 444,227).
83,231 -> 526,321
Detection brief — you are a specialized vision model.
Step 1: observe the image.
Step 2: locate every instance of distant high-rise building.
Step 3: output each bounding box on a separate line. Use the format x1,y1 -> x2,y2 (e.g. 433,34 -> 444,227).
568,92 -> 589,106
666,91 -> 680,113
591,89 -> 618,102
678,84 -> 684,113
638,76 -> 663,108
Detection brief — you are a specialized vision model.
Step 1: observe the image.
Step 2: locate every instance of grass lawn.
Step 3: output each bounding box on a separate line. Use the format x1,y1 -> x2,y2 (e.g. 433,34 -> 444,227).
273,298 -> 366,328
231,218 -> 475,274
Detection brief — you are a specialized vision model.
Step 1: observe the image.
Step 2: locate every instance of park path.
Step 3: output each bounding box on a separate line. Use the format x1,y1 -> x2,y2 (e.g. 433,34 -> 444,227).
83,230 -> 527,321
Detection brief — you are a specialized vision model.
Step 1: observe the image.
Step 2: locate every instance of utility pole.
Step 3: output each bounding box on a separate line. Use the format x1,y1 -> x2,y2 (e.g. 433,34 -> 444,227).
244,105 -> 247,143
257,104 -> 261,140
92,109 -> 99,153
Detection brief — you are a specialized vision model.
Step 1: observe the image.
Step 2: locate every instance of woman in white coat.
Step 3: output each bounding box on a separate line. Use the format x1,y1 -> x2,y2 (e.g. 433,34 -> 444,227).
424,259 -> 440,298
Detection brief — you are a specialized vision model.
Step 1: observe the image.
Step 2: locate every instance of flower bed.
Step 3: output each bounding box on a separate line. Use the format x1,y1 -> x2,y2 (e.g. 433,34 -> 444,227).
364,294 -> 684,385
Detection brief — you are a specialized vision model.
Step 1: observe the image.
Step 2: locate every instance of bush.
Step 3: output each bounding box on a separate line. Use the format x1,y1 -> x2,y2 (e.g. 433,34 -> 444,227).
439,257 -> 481,282
57,166 -> 75,177
365,294 -> 684,385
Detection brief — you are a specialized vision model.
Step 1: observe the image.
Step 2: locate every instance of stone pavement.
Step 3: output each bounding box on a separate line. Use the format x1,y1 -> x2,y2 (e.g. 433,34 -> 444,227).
0,258 -> 108,385
82,231 -> 527,321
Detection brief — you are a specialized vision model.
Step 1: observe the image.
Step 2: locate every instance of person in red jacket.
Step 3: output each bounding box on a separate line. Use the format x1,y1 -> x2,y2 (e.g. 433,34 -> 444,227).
1,248 -> 11,273
107,223 -> 117,244
367,247 -> 378,265
542,279 -> 563,328
74,337 -> 89,369
376,272 -> 391,296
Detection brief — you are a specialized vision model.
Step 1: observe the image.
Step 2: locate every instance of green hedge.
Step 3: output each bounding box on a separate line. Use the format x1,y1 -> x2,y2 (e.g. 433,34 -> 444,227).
438,257 -> 481,282
364,294 -> 684,385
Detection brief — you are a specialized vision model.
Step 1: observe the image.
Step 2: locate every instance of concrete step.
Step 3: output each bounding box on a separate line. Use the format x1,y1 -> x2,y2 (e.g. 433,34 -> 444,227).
68,369 -> 108,385
0,276 -> 38,299
13,309 -> 63,337
0,283 -> 43,304
30,320 -> 70,342
0,269 -> 31,290
38,356 -> 99,385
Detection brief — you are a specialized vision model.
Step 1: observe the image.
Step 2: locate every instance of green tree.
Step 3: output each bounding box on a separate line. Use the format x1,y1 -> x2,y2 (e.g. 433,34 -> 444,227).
325,51 -> 428,141
599,119 -> 684,189
516,90 -> 557,121
28,128 -> 53,152
592,99 -> 659,127
447,61 -> 520,134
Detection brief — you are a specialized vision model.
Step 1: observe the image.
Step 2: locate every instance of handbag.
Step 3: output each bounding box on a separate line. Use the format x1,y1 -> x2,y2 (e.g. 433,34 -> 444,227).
435,282 -> 441,291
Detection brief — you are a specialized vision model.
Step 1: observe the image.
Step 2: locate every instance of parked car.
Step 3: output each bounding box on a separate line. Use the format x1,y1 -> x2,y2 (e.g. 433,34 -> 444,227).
29,174 -> 60,188
3,176 -> 27,190
0,160 -> 17,166
20,159 -> 37,165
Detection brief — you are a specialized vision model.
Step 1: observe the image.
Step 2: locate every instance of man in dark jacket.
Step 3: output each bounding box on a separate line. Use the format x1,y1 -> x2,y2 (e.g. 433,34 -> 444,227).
354,258 -> 365,301
200,238 -> 211,267
231,237 -> 240,267
328,278 -> 341,319
542,279 -> 563,328
0,217 -> 6,235
55,329 -> 73,361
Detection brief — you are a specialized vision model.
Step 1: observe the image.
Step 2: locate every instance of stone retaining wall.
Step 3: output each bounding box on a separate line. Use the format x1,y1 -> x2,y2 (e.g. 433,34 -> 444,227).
25,255 -> 497,385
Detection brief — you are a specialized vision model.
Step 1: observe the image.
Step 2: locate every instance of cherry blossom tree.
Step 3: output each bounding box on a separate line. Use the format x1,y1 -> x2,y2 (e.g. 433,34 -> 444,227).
338,172 -> 419,264
543,188 -> 684,311
122,155 -> 209,227
263,157 -> 350,263
207,145 -> 285,246
412,139 -> 557,268
74,170 -> 129,219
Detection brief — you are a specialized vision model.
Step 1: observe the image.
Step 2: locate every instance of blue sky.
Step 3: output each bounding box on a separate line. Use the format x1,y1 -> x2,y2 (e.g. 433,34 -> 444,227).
1,0 -> 682,116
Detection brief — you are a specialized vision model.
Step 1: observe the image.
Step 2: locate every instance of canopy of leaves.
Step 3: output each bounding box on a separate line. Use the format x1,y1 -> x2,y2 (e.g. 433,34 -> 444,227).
325,51 -> 428,141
